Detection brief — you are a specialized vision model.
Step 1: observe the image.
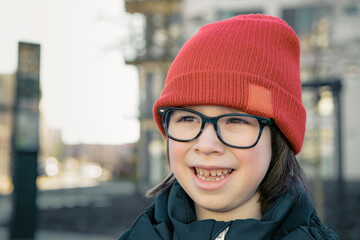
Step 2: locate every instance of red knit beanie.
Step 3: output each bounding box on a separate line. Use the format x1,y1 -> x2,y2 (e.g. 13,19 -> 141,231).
153,14 -> 306,154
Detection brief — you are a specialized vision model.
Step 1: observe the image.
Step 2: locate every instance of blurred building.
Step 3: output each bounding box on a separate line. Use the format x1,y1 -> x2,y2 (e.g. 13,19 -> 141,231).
126,0 -> 360,192
62,143 -> 136,179
125,0 -> 183,190
0,74 -> 15,194
39,125 -> 63,163
36,140 -> 136,190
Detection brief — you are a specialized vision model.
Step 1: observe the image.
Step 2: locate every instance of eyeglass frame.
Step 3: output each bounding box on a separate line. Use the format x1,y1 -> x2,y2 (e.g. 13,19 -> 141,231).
158,107 -> 274,149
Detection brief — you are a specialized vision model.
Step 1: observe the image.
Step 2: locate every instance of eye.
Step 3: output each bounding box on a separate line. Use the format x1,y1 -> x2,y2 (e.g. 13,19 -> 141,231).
226,117 -> 249,124
177,115 -> 200,123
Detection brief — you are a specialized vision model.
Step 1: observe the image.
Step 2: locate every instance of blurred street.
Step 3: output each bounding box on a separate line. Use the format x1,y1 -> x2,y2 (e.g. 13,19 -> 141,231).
0,228 -> 115,240
0,181 -> 153,239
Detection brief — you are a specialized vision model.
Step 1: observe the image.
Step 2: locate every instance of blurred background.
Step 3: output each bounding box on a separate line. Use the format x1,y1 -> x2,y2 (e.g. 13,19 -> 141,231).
0,0 -> 359,239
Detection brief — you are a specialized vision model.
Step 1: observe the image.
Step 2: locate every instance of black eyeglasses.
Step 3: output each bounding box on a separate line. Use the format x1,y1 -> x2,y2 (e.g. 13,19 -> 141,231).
158,107 -> 273,149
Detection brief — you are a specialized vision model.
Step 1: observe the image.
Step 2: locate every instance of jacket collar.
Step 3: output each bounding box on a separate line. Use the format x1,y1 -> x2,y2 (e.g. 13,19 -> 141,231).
128,181 -> 314,240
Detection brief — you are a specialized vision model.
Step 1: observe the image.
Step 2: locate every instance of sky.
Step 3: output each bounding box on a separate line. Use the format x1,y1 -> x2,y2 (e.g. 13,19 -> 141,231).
0,0 -> 140,145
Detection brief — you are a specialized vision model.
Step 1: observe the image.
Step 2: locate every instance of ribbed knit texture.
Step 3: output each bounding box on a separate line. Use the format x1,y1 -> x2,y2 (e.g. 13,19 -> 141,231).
153,14 -> 306,154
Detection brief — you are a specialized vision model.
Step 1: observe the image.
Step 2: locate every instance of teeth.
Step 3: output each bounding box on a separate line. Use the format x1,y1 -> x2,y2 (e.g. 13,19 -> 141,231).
195,168 -> 233,182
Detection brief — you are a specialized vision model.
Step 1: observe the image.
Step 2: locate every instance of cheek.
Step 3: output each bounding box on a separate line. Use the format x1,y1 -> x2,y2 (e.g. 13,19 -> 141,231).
254,129 -> 272,178
236,128 -> 272,181
254,126 -> 272,160
236,150 -> 270,180
168,140 -> 187,172
260,128 -> 272,169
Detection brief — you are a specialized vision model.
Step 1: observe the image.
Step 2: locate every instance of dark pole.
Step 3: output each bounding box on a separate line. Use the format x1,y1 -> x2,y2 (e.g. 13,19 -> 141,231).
10,42 -> 41,240
302,78 -> 344,237
331,80 -> 345,238
302,79 -> 343,182
332,82 -> 343,183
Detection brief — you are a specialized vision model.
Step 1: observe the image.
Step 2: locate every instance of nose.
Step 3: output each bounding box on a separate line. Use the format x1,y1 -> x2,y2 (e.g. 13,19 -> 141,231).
193,123 -> 225,155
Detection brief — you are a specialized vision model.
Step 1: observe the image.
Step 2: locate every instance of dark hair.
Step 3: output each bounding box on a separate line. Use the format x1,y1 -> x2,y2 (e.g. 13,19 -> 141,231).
258,124 -> 312,214
146,124 -> 312,215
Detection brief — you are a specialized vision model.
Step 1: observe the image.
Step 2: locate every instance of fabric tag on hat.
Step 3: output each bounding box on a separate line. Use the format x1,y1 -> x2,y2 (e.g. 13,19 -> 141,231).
248,84 -> 273,115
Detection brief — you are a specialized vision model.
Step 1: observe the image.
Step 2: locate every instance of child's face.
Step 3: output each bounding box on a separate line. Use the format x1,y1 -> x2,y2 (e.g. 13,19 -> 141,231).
168,105 -> 272,221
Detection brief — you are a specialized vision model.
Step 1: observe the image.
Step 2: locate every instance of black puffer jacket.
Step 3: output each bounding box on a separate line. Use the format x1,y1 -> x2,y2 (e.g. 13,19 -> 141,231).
119,181 -> 339,240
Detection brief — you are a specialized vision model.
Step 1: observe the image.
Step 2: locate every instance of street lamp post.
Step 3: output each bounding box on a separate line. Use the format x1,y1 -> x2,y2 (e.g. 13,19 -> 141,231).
302,78 -> 344,236
10,42 -> 41,240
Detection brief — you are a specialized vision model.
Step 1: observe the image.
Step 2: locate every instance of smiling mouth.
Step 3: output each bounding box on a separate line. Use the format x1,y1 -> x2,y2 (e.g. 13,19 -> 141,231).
194,167 -> 234,182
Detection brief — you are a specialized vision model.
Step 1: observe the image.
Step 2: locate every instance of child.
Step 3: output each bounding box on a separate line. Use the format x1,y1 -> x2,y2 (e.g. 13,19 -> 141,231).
119,14 -> 339,240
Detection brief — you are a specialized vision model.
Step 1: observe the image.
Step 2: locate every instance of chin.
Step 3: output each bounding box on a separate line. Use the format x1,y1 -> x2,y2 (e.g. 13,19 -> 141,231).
194,194 -> 234,211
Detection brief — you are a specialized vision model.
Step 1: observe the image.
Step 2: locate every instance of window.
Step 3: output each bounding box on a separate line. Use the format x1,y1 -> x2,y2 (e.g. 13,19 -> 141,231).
344,4 -> 358,16
217,9 -> 264,21
282,5 -> 332,36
